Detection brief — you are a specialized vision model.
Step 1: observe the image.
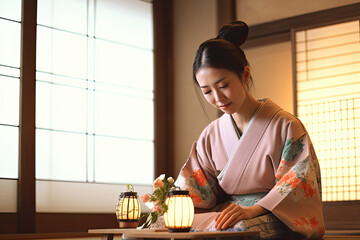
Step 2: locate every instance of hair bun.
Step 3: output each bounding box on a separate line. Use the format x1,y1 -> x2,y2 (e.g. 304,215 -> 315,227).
217,21 -> 248,46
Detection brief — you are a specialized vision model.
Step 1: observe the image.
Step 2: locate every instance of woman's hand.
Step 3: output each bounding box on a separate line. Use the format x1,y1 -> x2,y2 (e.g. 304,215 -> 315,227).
214,203 -> 268,230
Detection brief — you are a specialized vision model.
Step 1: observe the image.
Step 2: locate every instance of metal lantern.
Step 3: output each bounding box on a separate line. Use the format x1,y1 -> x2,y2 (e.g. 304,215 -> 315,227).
163,190 -> 194,232
116,190 -> 141,228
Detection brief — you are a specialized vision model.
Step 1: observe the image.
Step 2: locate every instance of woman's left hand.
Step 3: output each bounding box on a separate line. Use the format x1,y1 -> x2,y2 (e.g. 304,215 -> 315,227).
214,203 -> 268,230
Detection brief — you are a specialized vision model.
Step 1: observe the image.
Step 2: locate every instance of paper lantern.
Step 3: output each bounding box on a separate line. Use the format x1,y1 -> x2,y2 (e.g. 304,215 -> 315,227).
163,190 -> 194,232
116,191 -> 141,228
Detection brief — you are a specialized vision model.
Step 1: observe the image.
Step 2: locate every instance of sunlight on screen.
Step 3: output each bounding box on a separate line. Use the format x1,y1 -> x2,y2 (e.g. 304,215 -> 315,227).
94,135 -> 154,184
0,19 -> 20,68
295,20 -> 360,201
35,0 -> 154,185
0,76 -> 19,126
0,126 -> 18,178
36,129 -> 87,181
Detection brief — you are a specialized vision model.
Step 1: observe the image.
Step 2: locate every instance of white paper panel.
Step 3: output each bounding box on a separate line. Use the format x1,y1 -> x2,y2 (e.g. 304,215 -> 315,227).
36,26 -> 87,79
37,0 -> 87,34
95,91 -> 154,140
36,129 -> 87,181
0,0 -> 21,21
96,0 -> 153,49
0,19 -> 20,68
0,125 -> 18,179
94,135 -> 154,185
307,42 -> 360,60
307,21 -> 359,40
36,81 -> 87,133
307,32 -> 359,50
298,73 -> 360,92
0,76 -> 19,126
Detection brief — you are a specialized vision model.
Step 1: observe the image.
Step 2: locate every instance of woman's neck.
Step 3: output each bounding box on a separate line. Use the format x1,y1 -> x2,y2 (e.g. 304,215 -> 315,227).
231,95 -> 261,134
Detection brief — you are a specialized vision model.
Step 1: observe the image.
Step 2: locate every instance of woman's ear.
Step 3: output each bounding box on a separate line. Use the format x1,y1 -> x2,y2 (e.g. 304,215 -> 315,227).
242,66 -> 251,86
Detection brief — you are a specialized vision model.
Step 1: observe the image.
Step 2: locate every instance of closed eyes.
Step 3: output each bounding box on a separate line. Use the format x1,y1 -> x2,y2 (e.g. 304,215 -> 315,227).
219,83 -> 229,89
202,82 -> 229,95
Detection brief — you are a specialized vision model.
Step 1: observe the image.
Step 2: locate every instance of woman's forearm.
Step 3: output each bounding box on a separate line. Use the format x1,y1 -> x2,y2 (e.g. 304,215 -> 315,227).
246,204 -> 269,218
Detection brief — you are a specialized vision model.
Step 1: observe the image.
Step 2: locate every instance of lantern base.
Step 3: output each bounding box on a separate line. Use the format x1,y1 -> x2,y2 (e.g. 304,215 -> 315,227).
168,227 -> 191,232
119,221 -> 138,228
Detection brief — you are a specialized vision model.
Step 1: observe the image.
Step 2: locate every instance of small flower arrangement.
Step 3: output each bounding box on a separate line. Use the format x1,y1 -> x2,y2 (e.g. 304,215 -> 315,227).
139,174 -> 176,228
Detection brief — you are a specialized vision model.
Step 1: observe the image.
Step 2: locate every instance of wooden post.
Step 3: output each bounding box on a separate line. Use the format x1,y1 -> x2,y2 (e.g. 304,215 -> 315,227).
18,0 -> 37,233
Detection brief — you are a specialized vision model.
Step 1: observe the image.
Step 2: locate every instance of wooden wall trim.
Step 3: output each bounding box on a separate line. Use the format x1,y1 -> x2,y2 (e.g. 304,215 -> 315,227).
153,0 -> 174,177
36,213 -> 117,233
216,0 -> 236,31
0,232 -> 100,240
243,2 -> 360,48
0,213 -> 17,234
323,201 -> 360,230
290,28 -> 298,117
0,212 -> 120,234
18,0 -> 37,233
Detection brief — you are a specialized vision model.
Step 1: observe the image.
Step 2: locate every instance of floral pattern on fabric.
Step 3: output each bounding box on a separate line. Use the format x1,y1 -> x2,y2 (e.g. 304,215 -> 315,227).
275,156 -> 317,201
276,137 -> 305,181
176,168 -> 217,208
230,192 -> 267,207
282,137 -> 305,162
310,144 -> 323,197
294,216 -> 325,237
192,168 -> 208,187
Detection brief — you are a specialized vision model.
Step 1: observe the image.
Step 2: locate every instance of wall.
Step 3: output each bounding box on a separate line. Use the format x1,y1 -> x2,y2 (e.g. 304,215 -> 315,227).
245,41 -> 293,113
172,0 -> 218,175
236,0 -> 360,26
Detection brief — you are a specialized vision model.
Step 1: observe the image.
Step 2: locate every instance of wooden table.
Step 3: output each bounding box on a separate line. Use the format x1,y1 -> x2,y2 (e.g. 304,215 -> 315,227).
88,228 -> 260,240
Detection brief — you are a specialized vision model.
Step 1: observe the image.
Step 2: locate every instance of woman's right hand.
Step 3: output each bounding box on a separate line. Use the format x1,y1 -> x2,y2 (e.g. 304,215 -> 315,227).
214,203 -> 268,230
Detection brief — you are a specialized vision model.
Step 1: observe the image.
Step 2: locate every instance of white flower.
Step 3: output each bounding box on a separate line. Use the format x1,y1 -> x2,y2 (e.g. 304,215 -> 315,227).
144,201 -> 154,210
167,177 -> 174,184
158,174 -> 165,181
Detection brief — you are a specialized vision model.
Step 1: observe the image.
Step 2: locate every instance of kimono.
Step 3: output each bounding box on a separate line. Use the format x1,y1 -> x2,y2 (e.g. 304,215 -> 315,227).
175,98 -> 325,239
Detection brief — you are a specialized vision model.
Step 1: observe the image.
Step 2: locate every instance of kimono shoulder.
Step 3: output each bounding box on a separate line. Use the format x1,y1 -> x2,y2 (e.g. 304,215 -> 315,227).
272,110 -> 308,143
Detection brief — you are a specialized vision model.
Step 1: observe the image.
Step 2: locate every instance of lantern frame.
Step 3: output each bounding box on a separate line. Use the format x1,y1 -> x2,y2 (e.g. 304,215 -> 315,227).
116,191 -> 141,228
164,190 -> 194,232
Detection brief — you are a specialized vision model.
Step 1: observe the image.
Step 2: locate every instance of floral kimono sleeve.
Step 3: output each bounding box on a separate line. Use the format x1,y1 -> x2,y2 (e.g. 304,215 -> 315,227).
257,124 -> 325,239
175,141 -> 221,210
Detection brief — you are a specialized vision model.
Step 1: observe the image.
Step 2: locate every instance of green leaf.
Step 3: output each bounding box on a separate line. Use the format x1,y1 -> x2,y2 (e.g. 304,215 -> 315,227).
151,211 -> 158,224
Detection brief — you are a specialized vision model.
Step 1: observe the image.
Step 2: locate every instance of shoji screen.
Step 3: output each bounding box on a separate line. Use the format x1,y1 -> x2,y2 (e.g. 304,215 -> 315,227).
0,0 -> 21,213
294,20 -> 360,201
35,0 -> 153,212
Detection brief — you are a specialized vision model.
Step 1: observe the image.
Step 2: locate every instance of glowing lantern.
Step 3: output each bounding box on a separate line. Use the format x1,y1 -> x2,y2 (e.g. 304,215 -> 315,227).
163,190 -> 194,232
115,185 -> 141,228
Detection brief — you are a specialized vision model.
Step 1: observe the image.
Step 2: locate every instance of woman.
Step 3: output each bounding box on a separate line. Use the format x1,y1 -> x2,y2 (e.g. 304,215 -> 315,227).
175,21 -> 325,239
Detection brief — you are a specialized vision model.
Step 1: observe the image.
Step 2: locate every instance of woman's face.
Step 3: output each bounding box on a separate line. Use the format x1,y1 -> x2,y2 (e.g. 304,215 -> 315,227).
195,67 -> 250,115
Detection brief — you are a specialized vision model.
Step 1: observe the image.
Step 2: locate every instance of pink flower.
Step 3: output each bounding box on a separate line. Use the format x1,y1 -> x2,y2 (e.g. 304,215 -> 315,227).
153,178 -> 164,190
152,204 -> 161,212
141,194 -> 150,203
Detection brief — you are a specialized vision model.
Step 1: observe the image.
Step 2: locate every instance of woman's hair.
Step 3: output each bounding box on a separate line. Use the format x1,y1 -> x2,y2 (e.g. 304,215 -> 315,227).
193,21 -> 252,88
